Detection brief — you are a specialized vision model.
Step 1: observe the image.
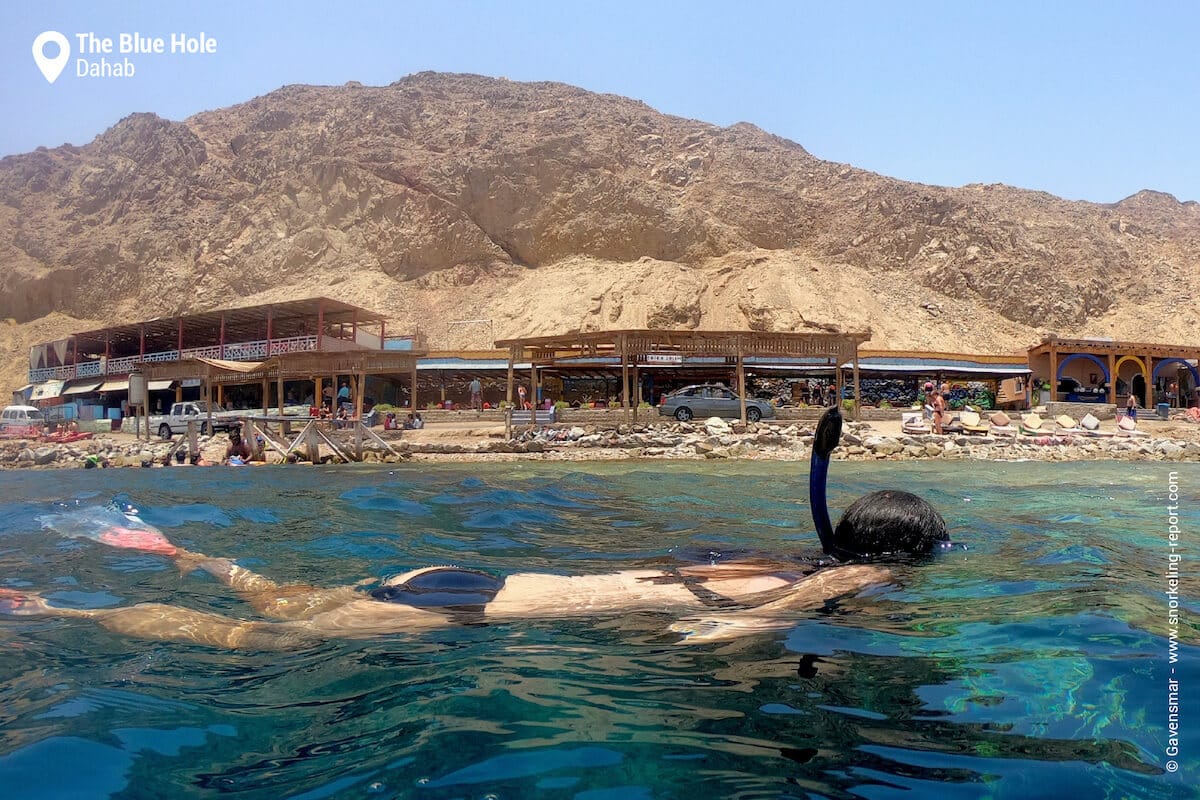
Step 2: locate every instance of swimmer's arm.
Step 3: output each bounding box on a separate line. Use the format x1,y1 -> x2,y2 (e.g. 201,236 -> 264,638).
669,564 -> 891,643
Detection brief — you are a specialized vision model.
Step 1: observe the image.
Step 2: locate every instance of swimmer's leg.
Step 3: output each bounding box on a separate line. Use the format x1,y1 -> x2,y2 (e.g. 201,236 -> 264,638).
176,550 -> 360,621
2,590 -> 318,651
670,565 -> 892,643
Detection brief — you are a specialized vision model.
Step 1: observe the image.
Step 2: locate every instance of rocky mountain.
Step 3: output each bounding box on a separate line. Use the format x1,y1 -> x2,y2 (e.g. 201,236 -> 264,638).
1,72 -> 1197,389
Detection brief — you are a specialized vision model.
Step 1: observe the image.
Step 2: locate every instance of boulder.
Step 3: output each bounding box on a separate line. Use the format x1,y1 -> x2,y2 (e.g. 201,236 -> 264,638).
863,436 -> 902,455
704,417 -> 731,436
34,446 -> 59,465
1158,442 -> 1185,460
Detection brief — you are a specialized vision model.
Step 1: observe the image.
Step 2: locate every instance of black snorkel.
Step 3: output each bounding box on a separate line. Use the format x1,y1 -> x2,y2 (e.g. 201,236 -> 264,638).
808,404 -> 963,561
809,404 -> 842,556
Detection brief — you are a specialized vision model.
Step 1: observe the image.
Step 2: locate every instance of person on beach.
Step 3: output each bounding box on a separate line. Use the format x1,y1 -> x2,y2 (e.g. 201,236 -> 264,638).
931,386 -> 947,435
469,378 -> 483,411
1125,393 -> 1139,421
3,408 -> 957,650
224,427 -> 252,465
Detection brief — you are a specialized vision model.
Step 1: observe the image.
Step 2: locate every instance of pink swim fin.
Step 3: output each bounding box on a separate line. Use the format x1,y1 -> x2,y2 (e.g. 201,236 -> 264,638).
94,526 -> 178,556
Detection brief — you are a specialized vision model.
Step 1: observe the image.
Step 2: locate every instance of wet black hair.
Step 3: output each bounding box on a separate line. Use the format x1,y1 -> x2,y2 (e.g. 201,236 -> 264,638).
810,405 -> 955,562
831,490 -> 949,560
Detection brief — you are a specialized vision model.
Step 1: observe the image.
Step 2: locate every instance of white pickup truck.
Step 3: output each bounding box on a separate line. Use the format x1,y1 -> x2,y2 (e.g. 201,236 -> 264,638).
151,401 -> 239,439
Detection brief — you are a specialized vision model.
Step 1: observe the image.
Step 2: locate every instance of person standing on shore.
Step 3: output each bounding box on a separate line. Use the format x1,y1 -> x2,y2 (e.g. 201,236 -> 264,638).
469,378 -> 483,411
931,386 -> 947,435
1125,392 -> 1139,421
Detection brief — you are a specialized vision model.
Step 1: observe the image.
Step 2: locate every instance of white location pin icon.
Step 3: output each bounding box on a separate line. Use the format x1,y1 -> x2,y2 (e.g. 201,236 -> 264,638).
32,31 -> 70,84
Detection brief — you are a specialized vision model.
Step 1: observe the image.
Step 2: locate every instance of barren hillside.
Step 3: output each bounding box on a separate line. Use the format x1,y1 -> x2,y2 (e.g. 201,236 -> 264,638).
1,72 -> 1197,390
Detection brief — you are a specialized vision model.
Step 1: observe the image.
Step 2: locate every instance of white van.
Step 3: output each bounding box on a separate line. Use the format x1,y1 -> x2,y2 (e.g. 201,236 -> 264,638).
0,405 -> 44,433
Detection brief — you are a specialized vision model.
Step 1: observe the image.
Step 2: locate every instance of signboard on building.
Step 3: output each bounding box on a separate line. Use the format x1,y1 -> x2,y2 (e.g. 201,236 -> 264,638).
640,353 -> 683,365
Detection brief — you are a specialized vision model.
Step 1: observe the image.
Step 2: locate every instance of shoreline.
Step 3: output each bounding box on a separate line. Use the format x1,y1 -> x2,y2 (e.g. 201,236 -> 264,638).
3,415 -> 1199,470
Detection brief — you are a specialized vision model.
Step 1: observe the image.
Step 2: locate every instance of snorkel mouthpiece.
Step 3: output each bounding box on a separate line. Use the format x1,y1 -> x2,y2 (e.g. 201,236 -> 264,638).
809,405 -> 842,555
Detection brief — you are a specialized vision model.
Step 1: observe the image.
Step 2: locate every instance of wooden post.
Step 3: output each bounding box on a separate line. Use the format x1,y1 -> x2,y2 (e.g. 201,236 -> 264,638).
620,335 -> 630,423
219,313 -> 226,359
266,305 -> 274,356
1146,355 -> 1154,407
736,343 -> 746,423
410,364 -> 419,412
1107,353 -> 1116,406
530,362 -> 537,410
354,372 -> 365,420
632,361 -> 640,423
216,383 -> 223,408
834,361 -> 842,409
852,346 -> 862,421
355,419 -> 364,461
177,318 -> 184,355
187,419 -> 198,457
506,353 -> 515,407
316,299 -> 324,351
276,374 -> 285,417
1048,346 -> 1058,404
204,376 -> 214,434
139,326 -> 145,362
306,421 -> 320,463
261,378 -> 268,416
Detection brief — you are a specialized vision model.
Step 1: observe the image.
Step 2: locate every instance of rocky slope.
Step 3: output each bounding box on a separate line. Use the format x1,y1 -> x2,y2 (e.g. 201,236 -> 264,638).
1,72 -> 1197,390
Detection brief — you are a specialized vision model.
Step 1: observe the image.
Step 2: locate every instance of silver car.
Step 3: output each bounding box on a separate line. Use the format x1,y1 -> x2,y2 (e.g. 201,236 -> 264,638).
658,384 -> 776,422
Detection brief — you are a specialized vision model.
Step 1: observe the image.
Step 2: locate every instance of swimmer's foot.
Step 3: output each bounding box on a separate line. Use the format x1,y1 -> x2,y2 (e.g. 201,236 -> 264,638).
174,550 -> 209,576
669,615 -> 792,643
0,589 -> 54,616
94,526 -> 177,556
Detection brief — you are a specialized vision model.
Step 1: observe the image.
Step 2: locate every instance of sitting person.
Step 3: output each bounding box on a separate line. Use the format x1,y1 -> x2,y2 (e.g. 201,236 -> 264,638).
4,408 -> 957,650
224,427 -> 252,465
412,413 -> 424,429
403,413 -> 416,430
383,412 -> 398,431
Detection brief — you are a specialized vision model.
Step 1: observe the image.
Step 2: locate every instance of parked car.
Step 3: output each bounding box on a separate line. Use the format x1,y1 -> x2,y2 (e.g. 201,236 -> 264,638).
0,405 -> 44,434
658,384 -> 776,422
150,401 -> 240,439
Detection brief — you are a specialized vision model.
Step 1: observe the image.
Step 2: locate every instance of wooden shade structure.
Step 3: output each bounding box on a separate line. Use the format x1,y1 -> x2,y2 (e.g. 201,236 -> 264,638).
139,349 -> 427,430
495,328 -> 871,422
1028,335 -> 1200,405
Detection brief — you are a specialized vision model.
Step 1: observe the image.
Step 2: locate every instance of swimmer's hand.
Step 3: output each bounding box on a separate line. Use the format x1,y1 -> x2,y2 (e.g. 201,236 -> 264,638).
670,565 -> 892,643
670,615 -> 795,643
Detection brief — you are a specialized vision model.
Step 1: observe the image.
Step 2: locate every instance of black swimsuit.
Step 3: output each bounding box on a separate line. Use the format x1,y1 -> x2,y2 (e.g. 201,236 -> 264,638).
369,568 -> 506,623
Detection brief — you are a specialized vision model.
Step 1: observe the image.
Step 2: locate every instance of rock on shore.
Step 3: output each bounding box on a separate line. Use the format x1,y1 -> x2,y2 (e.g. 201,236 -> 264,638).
3,418 -> 1198,470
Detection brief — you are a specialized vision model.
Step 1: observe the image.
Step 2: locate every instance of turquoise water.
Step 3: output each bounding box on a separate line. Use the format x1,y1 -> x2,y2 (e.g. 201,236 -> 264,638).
1,460 -> 1197,799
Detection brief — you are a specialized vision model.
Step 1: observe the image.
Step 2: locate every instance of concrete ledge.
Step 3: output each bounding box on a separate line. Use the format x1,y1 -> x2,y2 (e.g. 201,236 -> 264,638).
1046,401 -> 1116,420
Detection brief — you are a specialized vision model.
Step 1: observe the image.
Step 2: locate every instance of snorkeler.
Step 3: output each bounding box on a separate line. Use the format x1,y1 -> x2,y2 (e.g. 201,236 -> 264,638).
2,408 -> 955,649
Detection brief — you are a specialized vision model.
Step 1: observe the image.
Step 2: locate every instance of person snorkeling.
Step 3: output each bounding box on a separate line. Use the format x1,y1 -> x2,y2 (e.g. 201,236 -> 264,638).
2,407 -> 957,649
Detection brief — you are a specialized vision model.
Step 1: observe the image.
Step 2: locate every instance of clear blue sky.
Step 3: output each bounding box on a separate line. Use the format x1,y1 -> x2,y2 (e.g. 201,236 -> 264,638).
1,0 -> 1196,203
